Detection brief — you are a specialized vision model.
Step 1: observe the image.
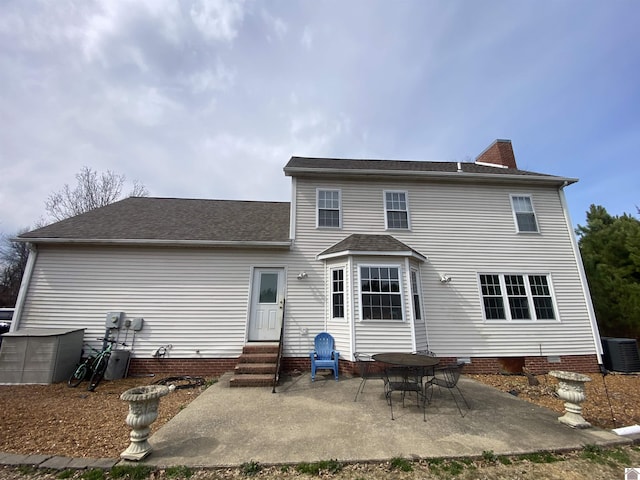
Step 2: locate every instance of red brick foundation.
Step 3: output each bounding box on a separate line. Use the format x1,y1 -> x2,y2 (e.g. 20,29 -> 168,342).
128,354 -> 600,378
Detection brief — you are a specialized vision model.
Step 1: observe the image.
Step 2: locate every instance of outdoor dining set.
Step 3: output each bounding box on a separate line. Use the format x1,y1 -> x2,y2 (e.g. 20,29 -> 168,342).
310,332 -> 470,421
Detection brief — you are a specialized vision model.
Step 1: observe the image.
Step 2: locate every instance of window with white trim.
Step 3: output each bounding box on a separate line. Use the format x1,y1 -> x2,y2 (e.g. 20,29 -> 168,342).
384,191 -> 409,229
331,268 -> 344,319
360,266 -> 403,320
479,273 -> 556,321
317,189 -> 341,228
410,269 -> 422,320
510,195 -> 539,233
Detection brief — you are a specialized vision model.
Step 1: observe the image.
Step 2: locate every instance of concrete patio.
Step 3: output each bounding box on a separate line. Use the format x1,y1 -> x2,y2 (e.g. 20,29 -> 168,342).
139,371 -> 629,468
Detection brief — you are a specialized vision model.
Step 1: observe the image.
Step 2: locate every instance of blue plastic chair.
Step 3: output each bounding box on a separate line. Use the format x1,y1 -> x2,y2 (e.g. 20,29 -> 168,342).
309,332 -> 340,381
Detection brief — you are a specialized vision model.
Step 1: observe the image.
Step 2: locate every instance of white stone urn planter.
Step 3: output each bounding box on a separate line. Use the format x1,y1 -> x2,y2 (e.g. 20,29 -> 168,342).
549,370 -> 592,429
120,384 -> 171,461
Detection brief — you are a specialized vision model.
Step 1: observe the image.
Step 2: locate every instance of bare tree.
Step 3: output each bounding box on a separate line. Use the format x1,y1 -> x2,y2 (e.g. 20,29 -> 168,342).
0,230 -> 31,307
45,167 -> 149,222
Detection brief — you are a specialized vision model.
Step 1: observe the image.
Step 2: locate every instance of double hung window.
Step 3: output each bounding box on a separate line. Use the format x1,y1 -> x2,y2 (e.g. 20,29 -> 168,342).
331,268 -> 345,319
510,195 -> 539,233
479,273 -> 556,321
317,189 -> 341,228
384,191 -> 409,229
360,266 -> 403,320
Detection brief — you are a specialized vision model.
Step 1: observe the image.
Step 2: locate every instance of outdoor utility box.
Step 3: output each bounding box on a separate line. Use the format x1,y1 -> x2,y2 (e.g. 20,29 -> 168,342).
105,311 -> 124,330
104,349 -> 130,380
601,337 -> 640,373
0,328 -> 84,384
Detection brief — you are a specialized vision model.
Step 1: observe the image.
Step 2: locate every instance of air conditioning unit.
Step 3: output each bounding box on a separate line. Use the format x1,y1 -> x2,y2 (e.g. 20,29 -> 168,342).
601,337 -> 640,373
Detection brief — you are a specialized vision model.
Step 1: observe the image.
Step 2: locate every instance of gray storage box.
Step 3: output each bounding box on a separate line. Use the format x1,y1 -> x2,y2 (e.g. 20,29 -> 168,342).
0,328 -> 84,384
104,349 -> 130,380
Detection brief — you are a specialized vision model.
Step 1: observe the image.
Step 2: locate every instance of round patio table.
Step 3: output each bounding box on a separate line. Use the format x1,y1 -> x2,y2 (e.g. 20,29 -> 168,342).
372,352 -> 440,368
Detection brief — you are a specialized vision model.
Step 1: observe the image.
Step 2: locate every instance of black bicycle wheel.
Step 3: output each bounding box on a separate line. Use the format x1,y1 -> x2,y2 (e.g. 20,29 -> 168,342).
88,355 -> 109,391
68,363 -> 88,388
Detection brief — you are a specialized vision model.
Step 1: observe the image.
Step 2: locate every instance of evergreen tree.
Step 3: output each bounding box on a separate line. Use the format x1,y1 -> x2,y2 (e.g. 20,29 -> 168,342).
577,205 -> 640,339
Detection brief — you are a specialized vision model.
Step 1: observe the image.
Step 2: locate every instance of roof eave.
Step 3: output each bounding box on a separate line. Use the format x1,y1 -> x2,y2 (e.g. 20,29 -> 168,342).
317,249 -> 427,262
284,167 -> 578,186
15,238 -> 292,249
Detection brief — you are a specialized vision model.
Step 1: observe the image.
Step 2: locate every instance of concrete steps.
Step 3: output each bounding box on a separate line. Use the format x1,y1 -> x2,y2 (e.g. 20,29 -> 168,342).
229,342 -> 280,388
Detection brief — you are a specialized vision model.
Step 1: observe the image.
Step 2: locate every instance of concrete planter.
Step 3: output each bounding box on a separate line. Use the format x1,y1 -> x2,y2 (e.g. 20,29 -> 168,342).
120,385 -> 170,460
549,370 -> 591,429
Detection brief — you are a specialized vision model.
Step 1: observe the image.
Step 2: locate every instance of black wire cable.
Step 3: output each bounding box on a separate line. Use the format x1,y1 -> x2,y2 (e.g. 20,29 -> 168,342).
599,364 -> 616,428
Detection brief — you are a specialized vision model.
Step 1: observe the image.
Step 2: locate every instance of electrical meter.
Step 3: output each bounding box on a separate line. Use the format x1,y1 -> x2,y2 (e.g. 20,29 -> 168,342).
105,311 -> 124,329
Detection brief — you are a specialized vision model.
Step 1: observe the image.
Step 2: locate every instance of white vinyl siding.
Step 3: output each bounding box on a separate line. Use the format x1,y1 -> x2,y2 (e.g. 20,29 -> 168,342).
511,194 -> 539,233
293,177 -> 597,359
19,245 -> 291,358
19,171 -> 598,365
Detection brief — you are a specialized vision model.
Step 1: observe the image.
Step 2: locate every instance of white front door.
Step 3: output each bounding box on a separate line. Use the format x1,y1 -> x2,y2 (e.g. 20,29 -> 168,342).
248,267 -> 285,341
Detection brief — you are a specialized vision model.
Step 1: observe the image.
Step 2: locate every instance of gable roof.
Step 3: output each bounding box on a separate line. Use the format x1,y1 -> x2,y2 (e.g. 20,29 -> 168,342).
317,234 -> 427,261
284,157 -> 577,186
19,197 -> 291,247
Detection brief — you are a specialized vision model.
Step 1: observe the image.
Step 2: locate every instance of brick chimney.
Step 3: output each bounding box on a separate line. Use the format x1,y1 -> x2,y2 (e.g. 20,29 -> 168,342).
475,139 -> 517,169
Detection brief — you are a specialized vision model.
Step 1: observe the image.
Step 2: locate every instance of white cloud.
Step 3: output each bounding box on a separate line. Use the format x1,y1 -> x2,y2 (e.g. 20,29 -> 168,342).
262,9 -> 288,41
187,63 -> 236,94
301,26 -> 313,49
190,0 -> 246,42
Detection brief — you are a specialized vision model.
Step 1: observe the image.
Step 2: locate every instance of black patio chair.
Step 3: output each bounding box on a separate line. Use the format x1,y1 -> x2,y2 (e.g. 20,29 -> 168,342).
425,362 -> 470,417
353,352 -> 385,401
383,366 -> 426,421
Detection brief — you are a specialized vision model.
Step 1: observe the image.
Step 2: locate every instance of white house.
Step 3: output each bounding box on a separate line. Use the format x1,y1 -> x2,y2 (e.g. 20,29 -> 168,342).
9,140 -> 603,384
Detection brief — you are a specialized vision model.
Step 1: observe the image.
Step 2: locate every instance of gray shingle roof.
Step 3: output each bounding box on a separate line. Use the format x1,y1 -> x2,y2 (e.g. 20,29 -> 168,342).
19,197 -> 291,245
318,234 -> 426,261
284,157 -> 575,184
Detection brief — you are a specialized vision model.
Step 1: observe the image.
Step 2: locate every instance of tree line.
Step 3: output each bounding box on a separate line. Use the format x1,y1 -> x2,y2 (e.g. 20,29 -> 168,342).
577,205 -> 640,340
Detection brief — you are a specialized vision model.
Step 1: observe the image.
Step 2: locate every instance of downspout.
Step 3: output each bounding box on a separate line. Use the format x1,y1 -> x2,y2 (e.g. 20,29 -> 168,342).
558,182 -> 603,364
10,244 -> 38,332
289,177 -> 297,241
348,256 -> 356,360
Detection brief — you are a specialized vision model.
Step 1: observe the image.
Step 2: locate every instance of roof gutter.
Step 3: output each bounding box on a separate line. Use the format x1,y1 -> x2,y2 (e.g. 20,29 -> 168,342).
13,238 -> 292,249
284,167 -> 577,186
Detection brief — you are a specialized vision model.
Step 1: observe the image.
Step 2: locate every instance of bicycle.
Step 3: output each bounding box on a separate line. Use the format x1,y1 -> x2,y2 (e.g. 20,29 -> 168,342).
68,338 -> 127,391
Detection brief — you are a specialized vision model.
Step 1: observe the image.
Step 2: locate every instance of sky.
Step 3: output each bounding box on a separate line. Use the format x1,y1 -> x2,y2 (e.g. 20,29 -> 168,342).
1,0 -> 639,237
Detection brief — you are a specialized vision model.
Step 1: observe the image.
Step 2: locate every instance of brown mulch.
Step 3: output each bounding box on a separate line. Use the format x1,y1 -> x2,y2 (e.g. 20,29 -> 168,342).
1,372 -> 639,479
0,371 -> 638,460
0,376 -> 209,458
468,371 -> 640,430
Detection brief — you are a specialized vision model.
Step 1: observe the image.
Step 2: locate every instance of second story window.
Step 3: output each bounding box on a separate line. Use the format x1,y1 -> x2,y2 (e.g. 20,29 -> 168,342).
384,191 -> 409,229
317,189 -> 341,228
511,195 -> 539,233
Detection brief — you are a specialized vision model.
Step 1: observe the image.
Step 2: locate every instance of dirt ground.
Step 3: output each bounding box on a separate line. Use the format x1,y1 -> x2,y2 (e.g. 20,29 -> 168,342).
0,372 -> 639,479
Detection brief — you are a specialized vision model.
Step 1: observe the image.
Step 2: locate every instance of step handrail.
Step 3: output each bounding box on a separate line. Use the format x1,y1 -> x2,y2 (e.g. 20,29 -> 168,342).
272,298 -> 286,393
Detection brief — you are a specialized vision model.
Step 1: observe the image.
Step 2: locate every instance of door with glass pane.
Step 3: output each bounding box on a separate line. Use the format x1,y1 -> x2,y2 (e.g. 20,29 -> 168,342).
248,268 -> 285,341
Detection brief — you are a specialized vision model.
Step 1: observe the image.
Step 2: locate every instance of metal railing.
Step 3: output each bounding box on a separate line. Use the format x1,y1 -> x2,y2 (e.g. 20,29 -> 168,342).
272,298 -> 286,393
